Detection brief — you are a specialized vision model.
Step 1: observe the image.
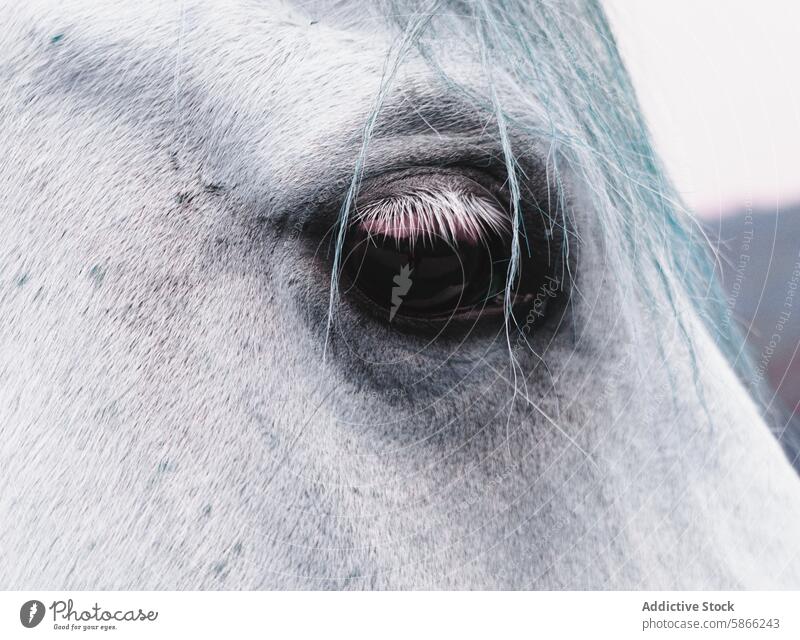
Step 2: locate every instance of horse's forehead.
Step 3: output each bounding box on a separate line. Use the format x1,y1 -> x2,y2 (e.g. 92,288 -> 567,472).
19,0 -> 398,87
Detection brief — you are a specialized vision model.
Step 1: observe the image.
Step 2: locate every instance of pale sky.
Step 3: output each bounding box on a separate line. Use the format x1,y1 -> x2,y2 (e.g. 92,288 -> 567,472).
604,0 -> 800,217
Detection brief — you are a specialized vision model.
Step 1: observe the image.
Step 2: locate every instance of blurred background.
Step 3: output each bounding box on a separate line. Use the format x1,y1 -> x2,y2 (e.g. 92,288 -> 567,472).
605,1 -> 800,416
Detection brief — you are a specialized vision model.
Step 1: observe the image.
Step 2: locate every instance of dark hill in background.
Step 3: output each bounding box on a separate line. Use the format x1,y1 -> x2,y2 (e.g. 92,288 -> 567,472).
705,204 -> 800,417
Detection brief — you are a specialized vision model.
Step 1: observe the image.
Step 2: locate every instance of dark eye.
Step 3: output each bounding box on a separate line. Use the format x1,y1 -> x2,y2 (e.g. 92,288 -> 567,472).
342,222 -> 509,322
339,172 -> 530,325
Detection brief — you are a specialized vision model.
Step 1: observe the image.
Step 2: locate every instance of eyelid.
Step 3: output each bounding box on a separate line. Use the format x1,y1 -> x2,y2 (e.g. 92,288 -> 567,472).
353,172 -> 510,248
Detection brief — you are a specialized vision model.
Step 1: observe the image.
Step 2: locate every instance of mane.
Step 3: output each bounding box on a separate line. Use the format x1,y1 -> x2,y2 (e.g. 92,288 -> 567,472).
324,0 -> 783,448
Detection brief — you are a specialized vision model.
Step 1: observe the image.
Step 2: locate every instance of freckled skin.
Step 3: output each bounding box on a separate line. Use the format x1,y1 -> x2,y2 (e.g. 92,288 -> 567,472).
0,0 -> 799,589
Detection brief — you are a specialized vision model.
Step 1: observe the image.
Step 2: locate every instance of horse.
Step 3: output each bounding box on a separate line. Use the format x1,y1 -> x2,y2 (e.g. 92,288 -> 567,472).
1,0 -> 799,589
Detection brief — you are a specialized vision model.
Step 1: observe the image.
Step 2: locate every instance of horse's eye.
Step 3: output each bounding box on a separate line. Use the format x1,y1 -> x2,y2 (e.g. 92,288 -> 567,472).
340,175 -> 512,324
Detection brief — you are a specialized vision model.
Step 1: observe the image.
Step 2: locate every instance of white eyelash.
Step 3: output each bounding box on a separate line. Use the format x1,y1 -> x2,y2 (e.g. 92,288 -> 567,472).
353,188 -> 510,249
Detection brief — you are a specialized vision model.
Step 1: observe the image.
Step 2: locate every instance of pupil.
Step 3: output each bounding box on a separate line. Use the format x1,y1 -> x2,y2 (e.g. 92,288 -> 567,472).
342,224 -> 505,320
